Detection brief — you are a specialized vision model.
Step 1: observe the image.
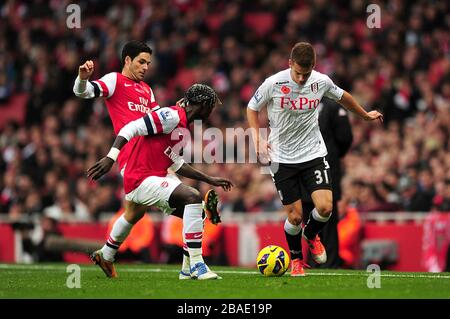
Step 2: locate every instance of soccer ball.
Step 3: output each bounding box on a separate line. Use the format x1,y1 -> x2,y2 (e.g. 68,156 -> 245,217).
256,245 -> 290,277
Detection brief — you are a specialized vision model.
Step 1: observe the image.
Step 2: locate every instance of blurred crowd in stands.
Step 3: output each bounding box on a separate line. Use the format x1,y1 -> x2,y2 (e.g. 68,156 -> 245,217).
0,0 -> 449,223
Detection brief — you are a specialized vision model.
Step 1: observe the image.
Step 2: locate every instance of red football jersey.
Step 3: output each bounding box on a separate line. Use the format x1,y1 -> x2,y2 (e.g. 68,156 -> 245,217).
91,72 -> 160,169
120,106 -> 188,193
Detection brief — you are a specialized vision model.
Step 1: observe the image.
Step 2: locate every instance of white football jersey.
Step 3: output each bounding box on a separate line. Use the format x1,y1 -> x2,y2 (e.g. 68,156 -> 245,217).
248,69 -> 344,164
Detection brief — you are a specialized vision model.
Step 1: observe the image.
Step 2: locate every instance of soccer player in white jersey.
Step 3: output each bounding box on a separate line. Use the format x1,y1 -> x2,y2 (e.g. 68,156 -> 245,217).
73,41 -> 221,278
88,84 -> 233,280
247,42 -> 383,276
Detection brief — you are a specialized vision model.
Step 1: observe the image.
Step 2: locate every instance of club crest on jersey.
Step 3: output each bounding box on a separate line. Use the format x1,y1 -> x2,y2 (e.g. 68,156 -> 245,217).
281,85 -> 290,94
311,82 -> 319,93
160,181 -> 169,188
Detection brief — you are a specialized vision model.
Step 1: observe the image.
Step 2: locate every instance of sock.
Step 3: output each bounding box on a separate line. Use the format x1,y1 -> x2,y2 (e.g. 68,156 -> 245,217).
182,203 -> 205,267
284,218 -> 303,260
303,208 -> 331,240
181,243 -> 190,273
101,213 -> 133,262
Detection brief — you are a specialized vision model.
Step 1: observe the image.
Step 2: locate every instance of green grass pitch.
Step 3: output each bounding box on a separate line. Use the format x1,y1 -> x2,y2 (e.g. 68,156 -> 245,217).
0,263 -> 449,299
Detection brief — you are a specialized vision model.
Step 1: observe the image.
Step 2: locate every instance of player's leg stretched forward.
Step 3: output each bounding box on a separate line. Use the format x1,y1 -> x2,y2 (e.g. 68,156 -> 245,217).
90,200 -> 147,278
90,186 -> 221,279
169,184 -> 221,280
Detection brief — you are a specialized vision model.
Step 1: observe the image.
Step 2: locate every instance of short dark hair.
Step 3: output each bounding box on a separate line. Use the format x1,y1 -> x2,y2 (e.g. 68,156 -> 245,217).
290,42 -> 316,69
121,41 -> 152,67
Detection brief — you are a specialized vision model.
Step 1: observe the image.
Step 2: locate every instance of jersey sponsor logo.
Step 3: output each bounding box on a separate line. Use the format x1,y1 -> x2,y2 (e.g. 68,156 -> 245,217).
253,90 -> 262,103
275,81 -> 289,85
311,82 -> 319,93
280,96 -> 320,110
281,85 -> 291,94
128,101 -> 152,114
164,146 -> 180,162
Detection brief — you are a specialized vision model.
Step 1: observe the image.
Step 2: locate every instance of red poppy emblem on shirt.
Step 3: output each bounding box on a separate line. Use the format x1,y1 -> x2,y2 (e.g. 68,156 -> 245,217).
281,86 -> 290,94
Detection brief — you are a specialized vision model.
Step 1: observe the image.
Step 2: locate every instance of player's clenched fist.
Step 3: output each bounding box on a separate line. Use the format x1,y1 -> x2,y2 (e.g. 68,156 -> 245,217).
79,60 -> 94,80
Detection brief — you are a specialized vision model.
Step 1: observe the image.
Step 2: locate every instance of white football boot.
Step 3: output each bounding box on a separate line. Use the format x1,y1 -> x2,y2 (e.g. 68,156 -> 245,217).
190,262 -> 222,280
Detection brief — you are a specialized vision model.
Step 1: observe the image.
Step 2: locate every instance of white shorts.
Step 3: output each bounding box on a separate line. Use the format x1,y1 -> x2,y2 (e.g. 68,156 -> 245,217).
124,174 -> 182,215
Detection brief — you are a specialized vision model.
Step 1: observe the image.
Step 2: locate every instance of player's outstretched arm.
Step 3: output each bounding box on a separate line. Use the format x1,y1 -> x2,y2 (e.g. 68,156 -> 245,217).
338,91 -> 383,123
175,163 -> 233,192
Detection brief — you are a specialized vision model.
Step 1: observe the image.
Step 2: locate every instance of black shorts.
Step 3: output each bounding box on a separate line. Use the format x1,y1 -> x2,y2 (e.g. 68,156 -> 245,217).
270,157 -> 332,205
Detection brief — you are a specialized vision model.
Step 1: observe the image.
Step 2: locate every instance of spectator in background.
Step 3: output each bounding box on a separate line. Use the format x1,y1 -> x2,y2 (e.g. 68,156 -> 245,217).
42,181 -> 90,222
160,215 -> 184,264
336,198 -> 361,269
33,214 -> 64,262
433,179 -> 450,212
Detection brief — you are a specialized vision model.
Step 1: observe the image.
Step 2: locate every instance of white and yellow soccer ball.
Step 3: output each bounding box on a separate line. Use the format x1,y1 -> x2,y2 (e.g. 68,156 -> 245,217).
256,245 -> 290,277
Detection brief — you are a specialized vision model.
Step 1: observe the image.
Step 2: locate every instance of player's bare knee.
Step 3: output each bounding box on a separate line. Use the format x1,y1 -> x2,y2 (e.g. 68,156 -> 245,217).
285,206 -> 302,225
125,210 -> 145,224
288,215 -> 302,225
316,201 -> 333,217
183,189 -> 202,205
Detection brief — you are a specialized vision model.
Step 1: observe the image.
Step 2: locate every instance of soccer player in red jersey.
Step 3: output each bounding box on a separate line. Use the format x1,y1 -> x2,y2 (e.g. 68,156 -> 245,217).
87,84 -> 233,280
73,40 -> 159,170
74,41 -> 221,278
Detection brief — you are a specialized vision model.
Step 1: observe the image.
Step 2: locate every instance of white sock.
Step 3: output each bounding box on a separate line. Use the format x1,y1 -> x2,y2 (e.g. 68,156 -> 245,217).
284,218 -> 302,235
312,208 -> 331,222
101,213 -> 133,262
182,203 -> 204,266
181,243 -> 190,272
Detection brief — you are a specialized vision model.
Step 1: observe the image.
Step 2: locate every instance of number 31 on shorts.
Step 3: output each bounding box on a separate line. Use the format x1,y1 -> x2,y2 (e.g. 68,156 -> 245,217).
314,159 -> 330,185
